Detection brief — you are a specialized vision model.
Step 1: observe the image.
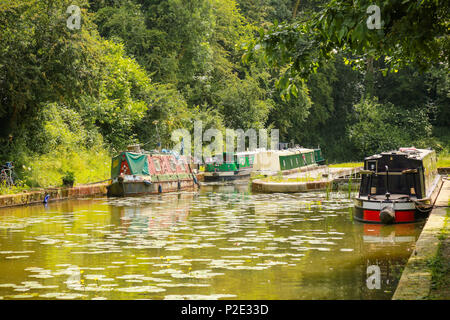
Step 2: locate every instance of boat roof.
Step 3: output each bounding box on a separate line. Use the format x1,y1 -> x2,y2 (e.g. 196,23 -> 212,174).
365,148 -> 434,161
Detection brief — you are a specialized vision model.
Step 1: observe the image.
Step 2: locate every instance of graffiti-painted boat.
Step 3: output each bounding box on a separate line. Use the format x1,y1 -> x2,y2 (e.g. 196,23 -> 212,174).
354,148 -> 442,224
107,147 -> 198,197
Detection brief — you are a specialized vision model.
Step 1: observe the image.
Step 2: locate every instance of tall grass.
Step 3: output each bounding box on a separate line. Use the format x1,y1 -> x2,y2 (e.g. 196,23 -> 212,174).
437,149 -> 450,168
0,180 -> 30,195
22,146 -> 110,188
328,162 -> 363,168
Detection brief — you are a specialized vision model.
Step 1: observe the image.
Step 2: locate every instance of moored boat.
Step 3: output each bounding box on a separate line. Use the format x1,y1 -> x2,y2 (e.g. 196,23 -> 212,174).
354,148 -> 442,224
203,151 -> 255,182
203,147 -> 325,182
252,147 -> 324,174
107,146 -> 198,197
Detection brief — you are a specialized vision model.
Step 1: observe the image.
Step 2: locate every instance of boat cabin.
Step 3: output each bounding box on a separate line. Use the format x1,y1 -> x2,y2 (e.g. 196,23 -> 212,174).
354,148 -> 440,224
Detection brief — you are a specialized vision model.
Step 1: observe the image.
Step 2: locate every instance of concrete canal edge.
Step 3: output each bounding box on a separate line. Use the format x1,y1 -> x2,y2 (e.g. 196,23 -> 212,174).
252,179 -> 329,193
392,178 -> 449,300
0,183 -> 109,208
251,167 -> 361,193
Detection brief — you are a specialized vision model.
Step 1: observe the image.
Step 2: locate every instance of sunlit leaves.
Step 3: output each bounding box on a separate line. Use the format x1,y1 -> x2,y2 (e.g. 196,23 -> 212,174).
244,0 -> 449,94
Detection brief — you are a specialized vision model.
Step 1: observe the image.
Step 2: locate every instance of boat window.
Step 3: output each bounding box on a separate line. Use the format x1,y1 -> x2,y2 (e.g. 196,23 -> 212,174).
367,160 -> 377,172
153,158 -> 161,172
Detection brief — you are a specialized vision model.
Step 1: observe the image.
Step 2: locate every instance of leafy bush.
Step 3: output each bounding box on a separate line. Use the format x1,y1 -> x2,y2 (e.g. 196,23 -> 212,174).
62,171 -> 75,187
0,180 -> 29,195
22,146 -> 110,188
348,97 -> 434,159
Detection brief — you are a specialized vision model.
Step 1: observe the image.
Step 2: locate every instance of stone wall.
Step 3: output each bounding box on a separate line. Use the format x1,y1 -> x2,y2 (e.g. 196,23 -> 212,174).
0,183 -> 108,208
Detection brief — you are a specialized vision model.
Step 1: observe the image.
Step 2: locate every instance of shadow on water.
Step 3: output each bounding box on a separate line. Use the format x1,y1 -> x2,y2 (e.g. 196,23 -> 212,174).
0,184 -> 424,300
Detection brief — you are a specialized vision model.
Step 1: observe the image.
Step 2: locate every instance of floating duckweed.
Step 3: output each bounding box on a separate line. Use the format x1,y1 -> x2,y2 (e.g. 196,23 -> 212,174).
0,187 -> 416,300
171,269 -> 224,279
116,286 -> 166,293
39,293 -> 87,299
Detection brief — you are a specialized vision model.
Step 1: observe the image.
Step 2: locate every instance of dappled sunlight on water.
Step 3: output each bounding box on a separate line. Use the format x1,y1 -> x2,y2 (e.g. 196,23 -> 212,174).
0,185 -> 424,300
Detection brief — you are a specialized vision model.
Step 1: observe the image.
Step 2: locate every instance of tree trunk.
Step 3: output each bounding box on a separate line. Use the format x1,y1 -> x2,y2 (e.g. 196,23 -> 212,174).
293,0 -> 301,19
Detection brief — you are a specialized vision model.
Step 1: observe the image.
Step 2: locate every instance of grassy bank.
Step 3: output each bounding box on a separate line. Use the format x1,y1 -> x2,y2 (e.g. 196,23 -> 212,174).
260,175 -> 323,183
437,150 -> 450,168
1,146 -> 111,195
328,162 -> 363,168
427,210 -> 450,299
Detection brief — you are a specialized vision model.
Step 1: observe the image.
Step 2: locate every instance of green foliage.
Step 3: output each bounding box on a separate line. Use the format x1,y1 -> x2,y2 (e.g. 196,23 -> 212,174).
315,0 -> 449,71
437,153 -> 450,168
328,162 -> 363,168
80,41 -> 152,151
8,102 -> 111,188
216,71 -> 274,129
267,77 -> 312,143
0,180 -> 30,196
0,0 -> 103,134
62,171 -> 75,186
244,0 -> 449,95
23,145 -> 110,188
1,0 -> 449,195
347,97 -> 434,159
135,83 -> 195,150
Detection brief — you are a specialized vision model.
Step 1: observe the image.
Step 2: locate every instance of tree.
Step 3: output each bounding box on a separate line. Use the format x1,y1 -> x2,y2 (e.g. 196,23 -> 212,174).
244,0 -> 449,94
0,0 -> 102,136
348,97 -> 433,159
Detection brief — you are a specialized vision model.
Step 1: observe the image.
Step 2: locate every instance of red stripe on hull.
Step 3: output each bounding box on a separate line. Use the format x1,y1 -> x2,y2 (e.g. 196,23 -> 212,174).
363,209 -> 416,223
363,210 -> 380,222
395,210 -> 415,223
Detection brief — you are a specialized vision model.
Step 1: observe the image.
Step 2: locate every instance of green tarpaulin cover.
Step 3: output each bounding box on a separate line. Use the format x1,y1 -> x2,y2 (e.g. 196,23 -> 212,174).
111,152 -> 149,178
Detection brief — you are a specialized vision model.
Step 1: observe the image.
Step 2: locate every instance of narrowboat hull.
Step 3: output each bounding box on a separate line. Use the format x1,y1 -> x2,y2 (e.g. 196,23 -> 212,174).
107,179 -> 197,197
203,169 -> 252,182
353,199 -> 431,224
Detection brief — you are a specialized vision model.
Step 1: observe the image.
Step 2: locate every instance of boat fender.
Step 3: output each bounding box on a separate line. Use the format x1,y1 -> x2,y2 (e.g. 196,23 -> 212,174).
193,175 -> 198,185
158,185 -> 162,193
43,194 -> 50,204
177,180 -> 181,190
380,205 -> 395,224
143,179 -> 152,186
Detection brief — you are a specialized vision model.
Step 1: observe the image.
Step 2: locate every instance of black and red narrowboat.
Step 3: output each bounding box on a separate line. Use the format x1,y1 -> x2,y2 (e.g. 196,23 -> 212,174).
354,148 -> 442,224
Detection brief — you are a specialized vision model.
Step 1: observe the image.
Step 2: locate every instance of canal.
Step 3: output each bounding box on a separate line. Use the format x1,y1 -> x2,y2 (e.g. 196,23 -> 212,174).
0,184 -> 424,300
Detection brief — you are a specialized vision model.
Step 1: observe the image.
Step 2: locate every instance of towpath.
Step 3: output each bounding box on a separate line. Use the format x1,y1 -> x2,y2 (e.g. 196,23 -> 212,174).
393,178 -> 449,300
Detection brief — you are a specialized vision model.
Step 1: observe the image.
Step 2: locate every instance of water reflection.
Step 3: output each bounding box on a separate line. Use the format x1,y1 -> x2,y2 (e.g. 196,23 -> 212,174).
356,222 -> 422,298
0,185 -> 422,300
109,193 -> 192,236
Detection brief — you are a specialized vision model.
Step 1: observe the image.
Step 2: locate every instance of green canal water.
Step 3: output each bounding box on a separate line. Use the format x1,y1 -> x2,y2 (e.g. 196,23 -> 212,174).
0,184 -> 424,300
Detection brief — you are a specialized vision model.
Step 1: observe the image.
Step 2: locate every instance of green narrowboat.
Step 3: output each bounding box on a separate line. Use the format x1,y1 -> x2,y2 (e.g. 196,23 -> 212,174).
253,147 -> 324,173
204,147 -> 325,181
203,151 -> 255,182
